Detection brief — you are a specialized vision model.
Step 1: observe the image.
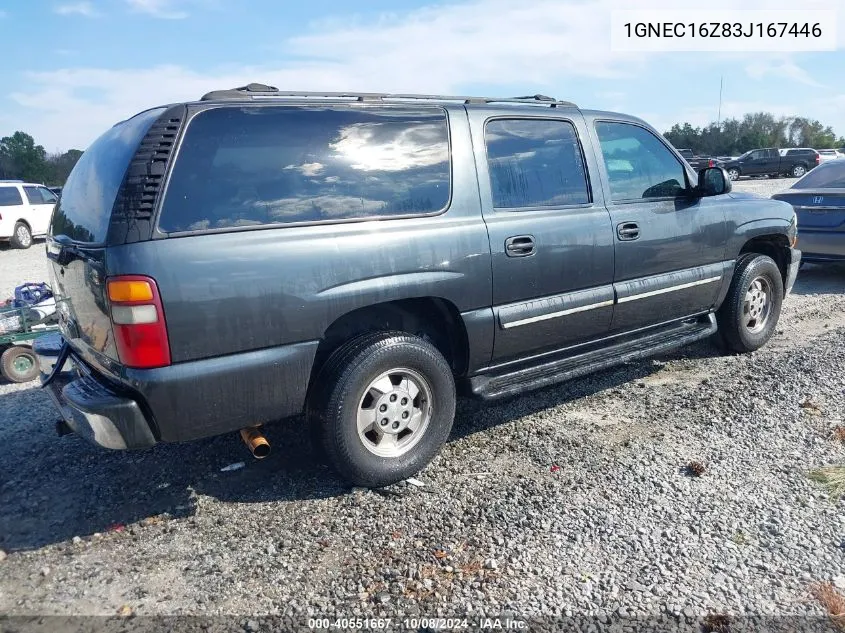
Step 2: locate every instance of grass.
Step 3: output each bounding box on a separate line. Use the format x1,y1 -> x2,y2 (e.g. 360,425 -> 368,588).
810,582 -> 845,628
809,466 -> 845,499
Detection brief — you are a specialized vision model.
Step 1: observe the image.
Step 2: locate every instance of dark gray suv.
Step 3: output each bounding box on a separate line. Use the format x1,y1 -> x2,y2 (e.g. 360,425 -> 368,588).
36,84 -> 801,487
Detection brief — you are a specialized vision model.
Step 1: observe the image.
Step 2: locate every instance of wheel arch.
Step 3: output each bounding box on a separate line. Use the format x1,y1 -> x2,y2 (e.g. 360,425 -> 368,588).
309,297 -> 471,387
739,234 -> 791,289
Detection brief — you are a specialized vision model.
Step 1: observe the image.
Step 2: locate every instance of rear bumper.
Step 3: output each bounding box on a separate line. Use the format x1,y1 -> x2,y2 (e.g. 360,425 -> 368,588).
34,333 -> 157,449
797,231 -> 845,261
785,247 -> 802,294
34,333 -> 319,449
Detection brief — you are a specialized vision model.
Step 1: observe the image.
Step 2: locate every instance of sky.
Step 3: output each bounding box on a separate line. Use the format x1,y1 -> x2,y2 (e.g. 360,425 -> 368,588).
0,0 -> 843,152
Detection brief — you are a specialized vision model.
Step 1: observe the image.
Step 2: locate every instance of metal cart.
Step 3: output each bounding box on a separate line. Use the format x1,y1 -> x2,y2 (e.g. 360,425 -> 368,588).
0,305 -> 59,383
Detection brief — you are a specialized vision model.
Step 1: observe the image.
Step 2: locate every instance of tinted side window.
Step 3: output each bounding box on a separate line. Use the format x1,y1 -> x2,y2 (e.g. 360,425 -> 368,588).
0,187 -> 23,206
484,119 -> 590,209
51,107 -> 165,243
23,186 -> 48,204
159,106 -> 451,232
595,122 -> 687,201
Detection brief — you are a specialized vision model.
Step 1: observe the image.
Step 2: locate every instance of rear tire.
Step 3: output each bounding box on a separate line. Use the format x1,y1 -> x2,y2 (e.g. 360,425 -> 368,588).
10,222 -> 32,249
716,254 -> 784,353
1,346 -> 39,383
792,164 -> 807,178
727,168 -> 740,181
307,331 -> 456,488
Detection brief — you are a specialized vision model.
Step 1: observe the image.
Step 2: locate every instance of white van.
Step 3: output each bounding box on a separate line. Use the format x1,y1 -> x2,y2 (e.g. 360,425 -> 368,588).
0,180 -> 59,249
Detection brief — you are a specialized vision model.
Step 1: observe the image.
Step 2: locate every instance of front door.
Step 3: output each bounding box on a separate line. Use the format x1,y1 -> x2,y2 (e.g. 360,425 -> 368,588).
588,119 -> 730,334
22,185 -> 58,235
468,112 -> 615,364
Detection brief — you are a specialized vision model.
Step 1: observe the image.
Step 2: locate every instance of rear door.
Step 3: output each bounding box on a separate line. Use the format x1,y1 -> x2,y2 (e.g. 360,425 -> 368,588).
587,118 -> 730,334
468,110 -> 615,364
47,107 -> 166,367
22,185 -> 58,235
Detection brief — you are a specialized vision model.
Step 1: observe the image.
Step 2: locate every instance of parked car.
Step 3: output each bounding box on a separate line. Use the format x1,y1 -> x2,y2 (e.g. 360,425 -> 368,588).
817,149 -> 844,163
675,148 -> 723,170
772,159 -> 845,263
47,186 -> 63,197
0,180 -> 60,249
34,85 -> 800,487
722,148 -> 820,181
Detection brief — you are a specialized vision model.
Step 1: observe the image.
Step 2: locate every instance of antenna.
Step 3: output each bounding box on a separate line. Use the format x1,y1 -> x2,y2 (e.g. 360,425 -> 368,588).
717,75 -> 724,127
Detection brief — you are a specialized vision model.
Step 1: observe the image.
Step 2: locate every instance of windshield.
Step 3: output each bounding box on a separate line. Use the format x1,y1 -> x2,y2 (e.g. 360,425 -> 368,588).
737,150 -> 753,160
49,108 -> 165,244
792,162 -> 845,189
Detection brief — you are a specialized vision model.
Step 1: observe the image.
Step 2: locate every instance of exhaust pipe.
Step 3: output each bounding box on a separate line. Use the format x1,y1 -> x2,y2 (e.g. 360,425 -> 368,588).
240,426 -> 270,459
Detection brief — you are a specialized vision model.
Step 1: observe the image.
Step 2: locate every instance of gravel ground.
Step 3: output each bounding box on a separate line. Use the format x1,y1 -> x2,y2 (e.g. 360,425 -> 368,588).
1,178 -> 844,628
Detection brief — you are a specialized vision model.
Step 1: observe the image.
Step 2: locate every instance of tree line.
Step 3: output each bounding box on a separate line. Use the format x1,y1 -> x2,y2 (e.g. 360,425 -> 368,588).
663,112 -> 845,158
2,111 -> 844,186
0,132 -> 83,186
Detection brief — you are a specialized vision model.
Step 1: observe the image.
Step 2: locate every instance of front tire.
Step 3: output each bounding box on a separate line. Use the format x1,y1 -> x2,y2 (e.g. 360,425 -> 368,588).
307,331 -> 456,487
10,222 -> 32,249
1,346 -> 39,383
716,254 -> 784,353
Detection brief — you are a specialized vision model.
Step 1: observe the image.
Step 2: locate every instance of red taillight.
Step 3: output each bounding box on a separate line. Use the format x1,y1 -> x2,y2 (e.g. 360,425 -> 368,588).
708,159 -> 715,168
106,275 -> 171,369
816,154 -> 821,164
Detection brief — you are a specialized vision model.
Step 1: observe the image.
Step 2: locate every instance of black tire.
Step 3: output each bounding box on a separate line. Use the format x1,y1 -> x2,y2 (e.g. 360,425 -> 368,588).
1,346 -> 39,383
10,222 -> 32,249
791,164 -> 808,178
307,331 -> 456,487
716,254 -> 784,353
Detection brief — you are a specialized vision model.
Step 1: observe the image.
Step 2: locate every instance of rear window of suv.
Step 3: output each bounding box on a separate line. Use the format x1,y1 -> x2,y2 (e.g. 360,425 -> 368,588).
50,107 -> 165,243
158,106 -> 451,233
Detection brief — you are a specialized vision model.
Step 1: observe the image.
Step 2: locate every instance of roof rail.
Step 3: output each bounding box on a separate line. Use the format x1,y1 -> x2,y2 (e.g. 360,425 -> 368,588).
200,84 -> 578,108
0,179 -> 23,183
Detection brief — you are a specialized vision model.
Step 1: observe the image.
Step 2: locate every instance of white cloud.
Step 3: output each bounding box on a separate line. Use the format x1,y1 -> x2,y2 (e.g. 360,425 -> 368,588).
745,58 -> 825,87
125,0 -> 188,19
55,2 -> 100,17
8,0 -> 845,149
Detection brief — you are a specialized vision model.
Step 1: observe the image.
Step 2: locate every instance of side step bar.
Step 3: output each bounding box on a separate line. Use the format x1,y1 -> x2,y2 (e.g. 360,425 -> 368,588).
469,314 -> 717,400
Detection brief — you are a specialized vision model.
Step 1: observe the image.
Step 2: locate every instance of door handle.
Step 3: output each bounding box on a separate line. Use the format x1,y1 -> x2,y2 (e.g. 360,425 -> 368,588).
617,222 -> 640,241
505,235 -> 535,257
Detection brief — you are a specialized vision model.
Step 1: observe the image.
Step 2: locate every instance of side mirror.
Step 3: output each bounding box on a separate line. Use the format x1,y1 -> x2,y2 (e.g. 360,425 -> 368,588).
698,167 -> 732,196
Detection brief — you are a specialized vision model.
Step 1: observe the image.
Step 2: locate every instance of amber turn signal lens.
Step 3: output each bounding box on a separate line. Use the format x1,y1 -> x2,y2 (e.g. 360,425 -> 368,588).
107,280 -> 154,303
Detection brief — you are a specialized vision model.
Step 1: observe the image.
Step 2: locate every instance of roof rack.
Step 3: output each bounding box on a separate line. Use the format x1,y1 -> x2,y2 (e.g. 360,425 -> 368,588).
200,84 -> 577,108
0,179 -> 23,183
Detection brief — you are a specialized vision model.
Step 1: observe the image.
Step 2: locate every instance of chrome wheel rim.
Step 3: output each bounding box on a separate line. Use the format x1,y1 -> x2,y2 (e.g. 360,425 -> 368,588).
794,166 -> 806,177
16,225 -> 31,247
728,169 -> 739,181
743,276 -> 772,334
357,368 -> 433,458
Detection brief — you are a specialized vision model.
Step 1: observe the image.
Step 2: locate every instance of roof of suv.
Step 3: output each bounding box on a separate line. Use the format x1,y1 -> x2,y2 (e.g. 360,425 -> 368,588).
196,83 -> 580,108
145,83 -> 650,128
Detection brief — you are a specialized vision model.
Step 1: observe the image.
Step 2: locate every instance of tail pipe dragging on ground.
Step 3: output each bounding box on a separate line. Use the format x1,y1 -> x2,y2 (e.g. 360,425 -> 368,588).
240,426 -> 270,459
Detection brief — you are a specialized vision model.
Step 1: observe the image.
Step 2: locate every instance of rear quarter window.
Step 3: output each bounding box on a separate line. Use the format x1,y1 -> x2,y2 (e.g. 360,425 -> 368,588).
50,107 -> 165,243
158,105 -> 451,233
0,187 -> 22,206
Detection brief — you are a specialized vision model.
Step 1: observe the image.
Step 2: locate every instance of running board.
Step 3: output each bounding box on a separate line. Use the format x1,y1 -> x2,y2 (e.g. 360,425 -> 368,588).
469,314 -> 717,400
